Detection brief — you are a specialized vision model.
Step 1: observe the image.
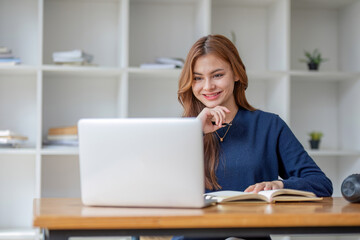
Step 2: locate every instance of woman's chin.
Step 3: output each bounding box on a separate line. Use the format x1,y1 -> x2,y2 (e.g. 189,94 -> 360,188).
203,102 -> 221,108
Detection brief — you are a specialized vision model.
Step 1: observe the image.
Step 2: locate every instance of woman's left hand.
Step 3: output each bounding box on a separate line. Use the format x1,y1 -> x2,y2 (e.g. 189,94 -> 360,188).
244,180 -> 284,193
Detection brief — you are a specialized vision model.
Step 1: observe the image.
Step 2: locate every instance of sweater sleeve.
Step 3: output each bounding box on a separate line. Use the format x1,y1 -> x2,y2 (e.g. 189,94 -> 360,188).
275,116 -> 333,197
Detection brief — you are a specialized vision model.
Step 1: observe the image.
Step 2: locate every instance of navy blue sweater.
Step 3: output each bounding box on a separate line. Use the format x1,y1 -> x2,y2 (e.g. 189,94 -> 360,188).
210,108 -> 333,197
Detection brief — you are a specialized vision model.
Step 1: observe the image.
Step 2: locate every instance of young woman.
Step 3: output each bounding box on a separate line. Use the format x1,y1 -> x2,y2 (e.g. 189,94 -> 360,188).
175,35 -> 332,240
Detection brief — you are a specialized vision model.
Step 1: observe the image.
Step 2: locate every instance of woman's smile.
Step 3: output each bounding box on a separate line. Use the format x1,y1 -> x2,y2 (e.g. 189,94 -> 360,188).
203,91 -> 222,100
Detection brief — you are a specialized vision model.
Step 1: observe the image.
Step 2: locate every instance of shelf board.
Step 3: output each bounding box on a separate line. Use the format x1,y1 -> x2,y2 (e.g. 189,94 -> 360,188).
213,0 -> 277,8
247,71 -> 287,81
0,148 -> 36,155
128,67 -> 182,77
307,149 -> 360,157
291,0 -> 356,10
0,65 -> 38,75
41,146 -> 78,155
42,65 -> 123,77
0,229 -> 39,240
289,71 -> 359,81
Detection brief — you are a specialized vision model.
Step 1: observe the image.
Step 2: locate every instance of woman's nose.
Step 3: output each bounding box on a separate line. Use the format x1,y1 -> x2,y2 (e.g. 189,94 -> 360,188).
203,78 -> 214,90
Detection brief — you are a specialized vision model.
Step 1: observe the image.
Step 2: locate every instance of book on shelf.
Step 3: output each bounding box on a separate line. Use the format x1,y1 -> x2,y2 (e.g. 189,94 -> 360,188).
0,46 -> 11,54
0,130 -> 17,136
140,63 -> 178,69
48,125 -> 77,135
47,134 -> 78,141
53,49 -> 86,58
0,130 -> 28,139
0,135 -> 28,141
155,57 -> 184,67
0,47 -> 20,65
204,189 -> 322,204
0,53 -> 14,58
45,125 -> 78,146
43,139 -> 78,146
0,58 -> 21,66
140,56 -> 184,69
52,49 -> 93,65
0,130 -> 28,147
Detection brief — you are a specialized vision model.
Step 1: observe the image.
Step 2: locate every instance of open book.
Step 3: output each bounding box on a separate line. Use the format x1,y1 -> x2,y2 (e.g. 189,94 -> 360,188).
204,189 -> 322,203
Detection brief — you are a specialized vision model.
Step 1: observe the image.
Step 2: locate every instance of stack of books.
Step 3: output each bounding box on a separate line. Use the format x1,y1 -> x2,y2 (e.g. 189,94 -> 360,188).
0,47 -> 21,66
0,130 -> 28,147
140,57 -> 184,69
45,125 -> 78,146
52,50 -> 94,66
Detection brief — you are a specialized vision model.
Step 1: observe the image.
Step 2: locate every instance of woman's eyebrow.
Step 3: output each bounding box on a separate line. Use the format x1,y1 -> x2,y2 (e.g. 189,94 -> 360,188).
193,68 -> 224,75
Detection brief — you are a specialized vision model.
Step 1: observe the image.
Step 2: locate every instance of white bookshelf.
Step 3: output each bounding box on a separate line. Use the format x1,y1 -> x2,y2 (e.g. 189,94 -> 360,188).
1,0 -> 360,239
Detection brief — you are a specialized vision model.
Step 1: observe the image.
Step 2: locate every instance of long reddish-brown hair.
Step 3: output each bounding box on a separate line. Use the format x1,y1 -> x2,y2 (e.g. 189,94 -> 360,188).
178,34 -> 255,190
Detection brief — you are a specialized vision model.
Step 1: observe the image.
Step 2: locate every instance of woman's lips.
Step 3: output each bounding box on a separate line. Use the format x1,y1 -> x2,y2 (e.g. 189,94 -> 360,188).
203,91 -> 221,100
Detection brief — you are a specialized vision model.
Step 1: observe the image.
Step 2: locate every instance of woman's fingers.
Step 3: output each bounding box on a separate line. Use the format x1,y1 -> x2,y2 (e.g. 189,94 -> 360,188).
198,106 -> 231,133
244,181 -> 284,193
244,185 -> 255,193
211,106 -> 231,127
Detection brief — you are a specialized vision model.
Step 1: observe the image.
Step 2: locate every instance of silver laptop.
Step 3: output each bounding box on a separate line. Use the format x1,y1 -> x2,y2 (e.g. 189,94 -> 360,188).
78,118 -> 212,208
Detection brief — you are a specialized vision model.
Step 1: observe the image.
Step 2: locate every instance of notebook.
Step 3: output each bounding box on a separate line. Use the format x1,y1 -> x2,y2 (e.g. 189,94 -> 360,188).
78,118 -> 213,208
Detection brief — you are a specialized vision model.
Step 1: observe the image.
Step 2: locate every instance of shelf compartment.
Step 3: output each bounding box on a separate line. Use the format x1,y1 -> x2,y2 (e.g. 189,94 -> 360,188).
290,0 -> 360,72
247,75 -> 290,123
41,155 -> 80,198
0,74 -> 37,147
0,0 -> 39,65
128,73 -> 183,117
42,73 -> 120,143
0,155 -> 36,228
129,0 -> 207,67
43,0 -> 122,67
290,80 -> 339,150
212,0 -> 288,71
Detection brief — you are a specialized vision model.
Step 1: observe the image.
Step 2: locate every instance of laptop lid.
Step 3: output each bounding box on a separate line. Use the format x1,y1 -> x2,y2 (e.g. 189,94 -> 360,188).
78,118 -> 206,208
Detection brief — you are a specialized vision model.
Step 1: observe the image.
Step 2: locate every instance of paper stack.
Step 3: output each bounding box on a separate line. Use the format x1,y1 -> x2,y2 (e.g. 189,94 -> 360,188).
140,57 -> 184,69
0,47 -> 21,66
45,125 -> 78,146
52,50 -> 94,66
0,130 -> 28,147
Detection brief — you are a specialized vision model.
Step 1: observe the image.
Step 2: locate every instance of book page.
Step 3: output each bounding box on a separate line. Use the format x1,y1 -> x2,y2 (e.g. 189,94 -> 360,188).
204,191 -> 267,202
258,189 -> 319,202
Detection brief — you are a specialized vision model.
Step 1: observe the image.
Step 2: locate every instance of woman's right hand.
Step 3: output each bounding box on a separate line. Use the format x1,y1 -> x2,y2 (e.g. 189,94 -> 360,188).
197,106 -> 231,134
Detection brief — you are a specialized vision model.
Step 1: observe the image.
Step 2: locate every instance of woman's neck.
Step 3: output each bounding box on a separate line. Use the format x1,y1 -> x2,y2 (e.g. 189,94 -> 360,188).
225,102 -> 238,123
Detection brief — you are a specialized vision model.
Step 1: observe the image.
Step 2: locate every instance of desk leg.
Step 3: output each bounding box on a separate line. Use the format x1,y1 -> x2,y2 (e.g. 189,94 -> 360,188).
44,229 -> 140,240
44,229 -> 72,240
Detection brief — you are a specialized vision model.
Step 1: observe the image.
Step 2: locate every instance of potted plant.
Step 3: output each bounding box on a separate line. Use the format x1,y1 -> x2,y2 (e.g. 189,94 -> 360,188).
299,49 -> 328,70
309,131 -> 323,150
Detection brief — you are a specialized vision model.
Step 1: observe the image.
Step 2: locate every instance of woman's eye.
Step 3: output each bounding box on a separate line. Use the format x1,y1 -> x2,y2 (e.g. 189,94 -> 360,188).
214,74 -> 224,78
194,77 -> 202,81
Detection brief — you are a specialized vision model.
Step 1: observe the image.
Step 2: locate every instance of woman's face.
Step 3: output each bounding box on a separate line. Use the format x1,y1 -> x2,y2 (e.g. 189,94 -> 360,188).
192,53 -> 238,110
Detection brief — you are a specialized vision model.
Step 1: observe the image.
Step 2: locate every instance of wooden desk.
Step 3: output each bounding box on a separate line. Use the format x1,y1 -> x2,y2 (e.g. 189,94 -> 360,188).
33,197 -> 360,240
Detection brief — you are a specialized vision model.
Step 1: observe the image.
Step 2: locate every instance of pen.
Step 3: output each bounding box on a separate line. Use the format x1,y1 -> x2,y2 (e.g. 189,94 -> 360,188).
211,122 -> 232,126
